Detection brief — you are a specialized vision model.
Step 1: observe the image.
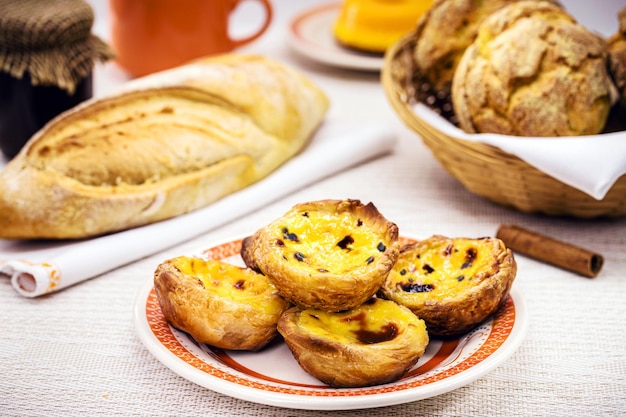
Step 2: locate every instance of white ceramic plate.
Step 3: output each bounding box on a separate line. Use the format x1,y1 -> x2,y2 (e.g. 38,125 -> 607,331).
286,3 -> 383,72
134,236 -> 528,410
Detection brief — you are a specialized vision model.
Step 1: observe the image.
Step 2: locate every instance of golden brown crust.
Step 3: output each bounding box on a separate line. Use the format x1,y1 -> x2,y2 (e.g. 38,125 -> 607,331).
412,0 -> 550,96
0,54 -> 329,239
153,256 -> 291,351
243,199 -> 400,312
608,7 -> 626,107
378,235 -> 516,338
451,1 -> 612,136
277,298 -> 429,387
240,235 -> 262,274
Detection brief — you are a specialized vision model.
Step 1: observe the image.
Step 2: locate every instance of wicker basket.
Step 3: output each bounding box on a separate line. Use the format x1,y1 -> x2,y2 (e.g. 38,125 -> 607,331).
381,33 -> 626,218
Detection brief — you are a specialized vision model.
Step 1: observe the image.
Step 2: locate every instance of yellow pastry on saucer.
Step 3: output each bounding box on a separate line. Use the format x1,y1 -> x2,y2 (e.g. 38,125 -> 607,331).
334,0 -> 434,53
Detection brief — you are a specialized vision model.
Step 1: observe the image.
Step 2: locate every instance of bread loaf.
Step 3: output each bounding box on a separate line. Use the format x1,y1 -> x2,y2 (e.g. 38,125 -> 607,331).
0,54 -> 329,239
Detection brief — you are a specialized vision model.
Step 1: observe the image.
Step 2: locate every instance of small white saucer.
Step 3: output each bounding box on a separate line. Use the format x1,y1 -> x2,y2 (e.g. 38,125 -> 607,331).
287,3 -> 384,72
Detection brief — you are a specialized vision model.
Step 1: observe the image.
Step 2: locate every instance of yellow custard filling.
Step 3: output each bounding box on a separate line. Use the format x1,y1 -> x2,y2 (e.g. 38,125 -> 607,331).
171,256 -> 283,314
387,238 -> 495,302
269,210 -> 388,275
298,298 -> 424,344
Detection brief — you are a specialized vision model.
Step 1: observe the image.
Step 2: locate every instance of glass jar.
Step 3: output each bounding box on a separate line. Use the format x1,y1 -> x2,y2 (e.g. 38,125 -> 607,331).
0,71 -> 93,159
0,0 -> 114,160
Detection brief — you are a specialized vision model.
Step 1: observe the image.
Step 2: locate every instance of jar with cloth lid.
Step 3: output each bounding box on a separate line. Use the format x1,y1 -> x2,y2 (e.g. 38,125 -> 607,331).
0,0 -> 115,159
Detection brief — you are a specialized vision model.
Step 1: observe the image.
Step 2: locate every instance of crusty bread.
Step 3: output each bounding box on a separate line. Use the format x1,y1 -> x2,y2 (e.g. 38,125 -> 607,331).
452,1 -> 612,136
0,54 -> 329,239
608,7 -> 626,107
412,0 -> 552,97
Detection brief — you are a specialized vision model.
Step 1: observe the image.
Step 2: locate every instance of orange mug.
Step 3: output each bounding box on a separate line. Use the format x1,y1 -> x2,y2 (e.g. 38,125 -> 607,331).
109,0 -> 273,77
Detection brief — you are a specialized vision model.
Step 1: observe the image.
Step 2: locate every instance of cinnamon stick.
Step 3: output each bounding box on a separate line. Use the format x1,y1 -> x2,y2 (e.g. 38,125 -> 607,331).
496,224 -> 603,278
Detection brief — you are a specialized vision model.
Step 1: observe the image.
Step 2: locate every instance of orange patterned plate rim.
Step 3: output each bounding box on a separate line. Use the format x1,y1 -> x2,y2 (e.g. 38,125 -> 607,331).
134,235 -> 528,411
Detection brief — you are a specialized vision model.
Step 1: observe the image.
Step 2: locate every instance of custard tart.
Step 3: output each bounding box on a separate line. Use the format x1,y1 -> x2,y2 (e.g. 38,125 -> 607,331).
242,199 -> 400,312
278,297 -> 429,388
379,235 -> 516,337
154,256 -> 291,351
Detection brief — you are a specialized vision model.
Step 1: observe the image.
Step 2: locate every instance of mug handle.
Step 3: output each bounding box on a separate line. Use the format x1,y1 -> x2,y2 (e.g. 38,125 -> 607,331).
229,0 -> 273,48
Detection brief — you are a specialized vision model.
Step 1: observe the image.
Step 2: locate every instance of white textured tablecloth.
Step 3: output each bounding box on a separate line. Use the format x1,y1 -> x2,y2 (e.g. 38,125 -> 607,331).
1,1 -> 625,416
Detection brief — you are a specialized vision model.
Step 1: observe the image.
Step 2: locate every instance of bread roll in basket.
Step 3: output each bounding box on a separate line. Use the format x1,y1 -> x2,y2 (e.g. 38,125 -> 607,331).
0,54 -> 329,239
382,17 -> 626,218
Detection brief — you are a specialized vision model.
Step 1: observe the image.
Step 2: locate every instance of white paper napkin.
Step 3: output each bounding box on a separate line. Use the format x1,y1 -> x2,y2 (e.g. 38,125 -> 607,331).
414,103 -> 626,200
0,122 -> 397,298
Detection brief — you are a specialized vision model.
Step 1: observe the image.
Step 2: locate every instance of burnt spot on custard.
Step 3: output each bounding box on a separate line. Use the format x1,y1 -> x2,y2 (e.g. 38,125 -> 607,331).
462,247 -> 477,269
294,252 -> 306,262
356,323 -> 398,344
399,281 -> 435,293
357,219 -> 363,227
317,268 -> 329,273
366,256 -> 375,264
337,235 -> 354,250
343,309 -> 398,344
377,242 -> 386,252
275,239 -> 285,247
233,280 -> 245,290
422,264 -> 435,274
281,227 -> 299,243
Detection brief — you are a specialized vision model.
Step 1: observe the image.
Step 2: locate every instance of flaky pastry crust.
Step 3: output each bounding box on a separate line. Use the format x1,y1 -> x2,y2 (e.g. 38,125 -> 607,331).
379,235 -> 516,338
242,199 -> 400,312
154,256 -> 291,351
278,298 -> 429,388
